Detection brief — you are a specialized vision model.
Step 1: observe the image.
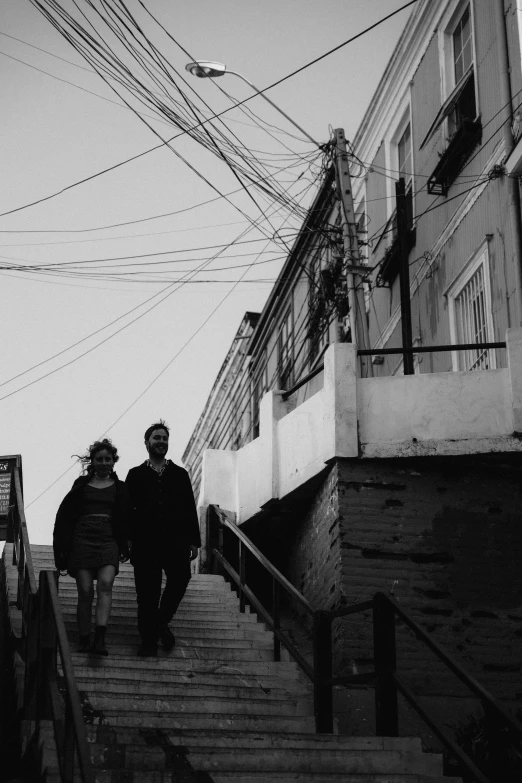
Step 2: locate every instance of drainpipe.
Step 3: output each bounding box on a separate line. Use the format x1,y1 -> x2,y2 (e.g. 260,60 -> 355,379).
496,0 -> 522,326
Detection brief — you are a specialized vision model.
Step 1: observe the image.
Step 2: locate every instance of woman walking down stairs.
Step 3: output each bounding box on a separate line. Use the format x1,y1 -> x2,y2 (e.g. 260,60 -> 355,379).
4,544 -> 462,782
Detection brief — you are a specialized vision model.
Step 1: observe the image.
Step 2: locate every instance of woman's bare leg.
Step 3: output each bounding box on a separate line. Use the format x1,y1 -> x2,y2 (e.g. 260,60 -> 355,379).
95,565 -> 116,626
76,569 -> 94,636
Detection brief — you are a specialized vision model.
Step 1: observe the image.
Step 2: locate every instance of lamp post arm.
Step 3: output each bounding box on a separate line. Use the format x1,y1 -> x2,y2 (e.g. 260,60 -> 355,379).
224,69 -> 322,149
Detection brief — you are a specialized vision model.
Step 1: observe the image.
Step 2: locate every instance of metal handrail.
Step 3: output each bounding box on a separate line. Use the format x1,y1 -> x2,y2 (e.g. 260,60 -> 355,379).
8,464 -> 94,782
209,505 -> 315,679
281,341 -> 506,399
38,571 -> 94,783
320,592 -> 522,783
357,341 -> 506,356
208,505 -> 522,782
211,505 -> 314,616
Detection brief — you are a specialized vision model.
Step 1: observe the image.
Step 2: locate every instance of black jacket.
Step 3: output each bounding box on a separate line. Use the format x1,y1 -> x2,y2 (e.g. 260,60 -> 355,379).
53,474 -> 130,568
125,461 -> 201,560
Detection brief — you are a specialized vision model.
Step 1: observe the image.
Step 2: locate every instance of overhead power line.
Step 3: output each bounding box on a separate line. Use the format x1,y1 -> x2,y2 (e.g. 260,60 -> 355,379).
5,0 -> 418,221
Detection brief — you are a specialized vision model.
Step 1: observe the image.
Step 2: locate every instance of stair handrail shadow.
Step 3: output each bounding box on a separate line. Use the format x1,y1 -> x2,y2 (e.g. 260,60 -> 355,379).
8,464 -> 94,783
208,503 -> 522,783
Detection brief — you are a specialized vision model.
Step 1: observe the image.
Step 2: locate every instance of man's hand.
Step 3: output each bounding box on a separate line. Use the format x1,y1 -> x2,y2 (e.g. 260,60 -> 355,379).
189,544 -> 199,561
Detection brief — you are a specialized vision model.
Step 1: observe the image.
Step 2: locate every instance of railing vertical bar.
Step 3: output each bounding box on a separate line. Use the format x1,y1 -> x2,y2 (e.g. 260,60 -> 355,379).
23,588 -> 39,720
313,610 -> 333,733
37,572 -> 56,721
273,578 -> 281,662
373,593 -> 398,737
239,540 -> 245,613
63,697 -> 75,783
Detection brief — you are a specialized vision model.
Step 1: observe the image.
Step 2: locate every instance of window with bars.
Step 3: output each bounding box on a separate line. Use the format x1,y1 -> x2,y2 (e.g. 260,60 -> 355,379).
448,245 -> 495,371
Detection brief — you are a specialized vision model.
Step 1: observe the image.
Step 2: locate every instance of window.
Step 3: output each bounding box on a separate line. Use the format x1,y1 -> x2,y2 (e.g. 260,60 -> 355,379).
425,3 -> 481,195
377,115 -> 416,285
447,243 -> 495,371
449,5 -> 476,136
309,252 -> 329,362
278,308 -> 294,389
251,352 -> 268,440
397,123 -> 413,230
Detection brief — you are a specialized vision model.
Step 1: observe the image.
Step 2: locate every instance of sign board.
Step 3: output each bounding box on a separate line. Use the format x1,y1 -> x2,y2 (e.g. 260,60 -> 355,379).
0,463 -> 11,517
0,455 -> 22,542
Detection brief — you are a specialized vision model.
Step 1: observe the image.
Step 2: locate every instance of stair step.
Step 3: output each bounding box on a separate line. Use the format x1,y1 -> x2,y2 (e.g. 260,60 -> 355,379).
191,749 -> 442,775
67,657 -> 304,677
5,545 -> 462,783
65,624 -> 272,643
84,744 -> 442,775
67,644 -> 275,660
43,773 -> 461,783
67,628 -> 274,658
76,672 -> 307,691
209,776 -> 462,783
84,726 -> 424,752
102,713 -> 317,732
88,692 -> 314,717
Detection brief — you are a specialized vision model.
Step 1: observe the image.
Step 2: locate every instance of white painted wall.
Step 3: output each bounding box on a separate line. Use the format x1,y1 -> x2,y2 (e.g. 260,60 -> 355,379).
358,369 -> 512,445
199,330 -> 522,523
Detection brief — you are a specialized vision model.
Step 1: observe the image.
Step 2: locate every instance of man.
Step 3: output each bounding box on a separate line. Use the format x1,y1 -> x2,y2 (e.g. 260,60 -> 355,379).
125,420 -> 200,657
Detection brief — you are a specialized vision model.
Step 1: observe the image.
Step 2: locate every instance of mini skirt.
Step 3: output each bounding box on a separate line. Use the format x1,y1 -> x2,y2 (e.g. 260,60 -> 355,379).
68,514 -> 119,577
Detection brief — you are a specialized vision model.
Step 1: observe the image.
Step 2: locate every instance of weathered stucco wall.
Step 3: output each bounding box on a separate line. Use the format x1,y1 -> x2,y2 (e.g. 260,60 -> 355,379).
199,332 -> 522,522
358,367 -> 512,445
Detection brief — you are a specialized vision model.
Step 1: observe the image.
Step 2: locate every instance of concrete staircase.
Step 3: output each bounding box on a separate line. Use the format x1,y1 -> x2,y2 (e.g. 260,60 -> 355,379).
5,544 -> 462,782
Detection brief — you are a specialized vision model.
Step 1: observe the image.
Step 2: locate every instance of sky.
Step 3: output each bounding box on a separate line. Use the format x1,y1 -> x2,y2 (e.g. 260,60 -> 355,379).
1,0 -> 413,547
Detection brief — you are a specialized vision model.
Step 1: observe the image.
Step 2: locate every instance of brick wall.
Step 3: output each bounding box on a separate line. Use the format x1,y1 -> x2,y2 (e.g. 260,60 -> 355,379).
284,454 -> 522,733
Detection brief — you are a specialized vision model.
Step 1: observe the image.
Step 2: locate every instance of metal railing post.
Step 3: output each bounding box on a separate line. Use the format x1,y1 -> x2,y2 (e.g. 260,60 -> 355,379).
36,572 -> 56,720
273,578 -> 281,662
373,593 -> 398,736
239,540 -> 246,613
313,610 -> 333,733
23,587 -> 39,720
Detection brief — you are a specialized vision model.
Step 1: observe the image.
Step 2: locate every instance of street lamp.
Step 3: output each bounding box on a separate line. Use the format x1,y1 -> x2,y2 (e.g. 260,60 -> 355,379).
185,60 -> 321,148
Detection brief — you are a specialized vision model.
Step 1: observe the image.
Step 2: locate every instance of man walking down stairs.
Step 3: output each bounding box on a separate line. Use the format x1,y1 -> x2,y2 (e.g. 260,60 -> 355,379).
5,544 -> 462,782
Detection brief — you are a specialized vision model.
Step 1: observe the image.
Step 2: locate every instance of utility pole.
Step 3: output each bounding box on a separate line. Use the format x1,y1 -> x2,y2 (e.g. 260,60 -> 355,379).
395,178 -> 415,375
334,128 -> 372,376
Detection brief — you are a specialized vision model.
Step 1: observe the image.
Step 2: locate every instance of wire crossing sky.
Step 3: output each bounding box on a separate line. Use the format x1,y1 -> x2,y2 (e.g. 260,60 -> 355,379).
1,0 -> 414,547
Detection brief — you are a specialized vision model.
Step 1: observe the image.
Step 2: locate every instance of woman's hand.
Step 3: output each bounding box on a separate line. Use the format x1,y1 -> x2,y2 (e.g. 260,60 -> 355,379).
119,546 -> 130,563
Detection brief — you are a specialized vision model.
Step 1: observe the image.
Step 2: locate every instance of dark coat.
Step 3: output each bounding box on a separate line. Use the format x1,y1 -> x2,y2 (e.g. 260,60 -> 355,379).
53,474 -> 130,569
125,461 -> 201,562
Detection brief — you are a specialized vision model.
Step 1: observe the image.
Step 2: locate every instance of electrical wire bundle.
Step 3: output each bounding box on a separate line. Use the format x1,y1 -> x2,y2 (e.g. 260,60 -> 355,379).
29,0 -> 326,233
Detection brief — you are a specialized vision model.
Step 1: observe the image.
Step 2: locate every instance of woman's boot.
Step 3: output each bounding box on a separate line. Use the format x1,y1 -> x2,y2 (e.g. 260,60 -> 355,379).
90,625 -> 108,656
78,633 -> 91,652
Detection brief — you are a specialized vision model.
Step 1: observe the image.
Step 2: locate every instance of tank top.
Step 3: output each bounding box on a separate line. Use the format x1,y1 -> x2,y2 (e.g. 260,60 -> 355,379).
80,483 -> 116,517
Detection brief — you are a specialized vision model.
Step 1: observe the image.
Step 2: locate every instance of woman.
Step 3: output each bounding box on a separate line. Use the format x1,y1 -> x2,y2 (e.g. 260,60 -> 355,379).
53,438 -> 130,655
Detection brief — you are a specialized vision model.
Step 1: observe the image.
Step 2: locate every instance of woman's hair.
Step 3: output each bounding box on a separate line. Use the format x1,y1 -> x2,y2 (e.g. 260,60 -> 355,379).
144,419 -> 170,442
74,438 -> 119,475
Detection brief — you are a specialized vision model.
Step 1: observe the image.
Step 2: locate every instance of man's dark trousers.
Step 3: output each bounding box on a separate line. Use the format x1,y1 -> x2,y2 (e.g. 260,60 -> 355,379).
133,552 -> 191,646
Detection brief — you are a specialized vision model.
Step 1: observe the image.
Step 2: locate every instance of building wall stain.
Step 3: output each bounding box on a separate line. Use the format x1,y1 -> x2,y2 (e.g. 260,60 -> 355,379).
429,507 -> 522,610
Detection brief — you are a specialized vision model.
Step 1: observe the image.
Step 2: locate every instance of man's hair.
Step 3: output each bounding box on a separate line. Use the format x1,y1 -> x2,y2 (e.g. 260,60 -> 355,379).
144,420 -> 170,442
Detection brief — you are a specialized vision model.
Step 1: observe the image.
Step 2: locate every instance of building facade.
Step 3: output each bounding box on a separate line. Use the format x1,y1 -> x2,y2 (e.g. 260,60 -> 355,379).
183,0 -> 522,753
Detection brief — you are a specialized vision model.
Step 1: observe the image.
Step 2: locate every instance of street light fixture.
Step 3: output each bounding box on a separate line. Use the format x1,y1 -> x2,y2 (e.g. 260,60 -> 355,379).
185,60 -> 321,148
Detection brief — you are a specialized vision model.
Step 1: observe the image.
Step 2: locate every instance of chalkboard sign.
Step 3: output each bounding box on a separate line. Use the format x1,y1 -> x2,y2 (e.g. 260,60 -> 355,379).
0,470 -> 11,517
